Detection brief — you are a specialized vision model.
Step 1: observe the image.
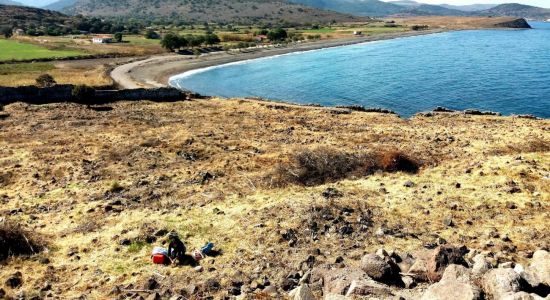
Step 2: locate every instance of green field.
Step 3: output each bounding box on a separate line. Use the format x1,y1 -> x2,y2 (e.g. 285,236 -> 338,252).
0,39 -> 85,61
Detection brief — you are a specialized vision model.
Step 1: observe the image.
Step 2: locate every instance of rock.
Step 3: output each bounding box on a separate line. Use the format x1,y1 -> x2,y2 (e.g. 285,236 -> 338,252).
0,288 -> 5,298
523,250 -> 550,287
408,250 -> 431,281
319,267 -> 387,295
360,254 -> 395,283
322,188 -> 342,199
323,294 -> 347,300
204,279 -> 221,292
146,293 -> 161,300
289,284 -> 316,300
442,216 -> 454,227
401,276 -> 416,289
482,268 -> 522,299
263,285 -> 277,295
39,257 -> 50,264
471,254 -> 491,276
375,248 -> 389,258
441,264 -> 472,283
500,262 -> 515,269
500,291 -> 546,300
404,181 -> 415,188
514,264 -> 525,274
344,279 -> 392,297
144,278 -> 160,290
421,280 -> 481,300
427,245 -> 468,282
6,272 -> 23,288
194,266 -> 203,272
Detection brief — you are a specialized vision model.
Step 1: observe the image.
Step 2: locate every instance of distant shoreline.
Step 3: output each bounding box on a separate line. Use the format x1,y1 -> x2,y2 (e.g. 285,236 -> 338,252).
111,29 -> 447,89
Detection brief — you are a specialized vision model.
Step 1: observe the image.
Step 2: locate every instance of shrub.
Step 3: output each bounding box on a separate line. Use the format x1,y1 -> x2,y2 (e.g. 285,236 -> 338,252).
268,147 -> 420,187
269,147 -> 376,187
71,85 -> 95,103
35,74 -> 57,88
378,150 -> 420,173
0,221 -> 46,261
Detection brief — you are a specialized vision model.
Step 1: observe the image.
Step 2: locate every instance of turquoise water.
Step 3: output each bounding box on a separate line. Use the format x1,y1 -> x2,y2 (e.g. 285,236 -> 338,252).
171,22 -> 550,118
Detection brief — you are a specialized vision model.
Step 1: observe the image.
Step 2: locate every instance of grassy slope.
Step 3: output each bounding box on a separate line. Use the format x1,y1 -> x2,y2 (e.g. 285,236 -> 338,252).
0,39 -> 84,61
0,99 -> 548,298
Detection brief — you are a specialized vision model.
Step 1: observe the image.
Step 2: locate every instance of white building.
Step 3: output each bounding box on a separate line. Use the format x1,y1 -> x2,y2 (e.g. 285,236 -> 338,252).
92,37 -> 113,44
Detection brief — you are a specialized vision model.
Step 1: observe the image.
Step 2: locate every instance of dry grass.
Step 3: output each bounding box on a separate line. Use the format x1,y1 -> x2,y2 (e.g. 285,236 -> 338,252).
395,16 -> 528,30
0,62 -> 113,87
0,98 -> 548,298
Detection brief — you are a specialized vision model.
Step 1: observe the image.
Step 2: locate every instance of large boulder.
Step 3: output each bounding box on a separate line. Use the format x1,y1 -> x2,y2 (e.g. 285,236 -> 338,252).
421,281 -> 481,300
360,254 -> 394,282
421,264 -> 481,300
320,267 -> 391,297
441,264 -> 473,283
483,268 -> 522,299
344,279 -> 393,297
427,245 -> 468,282
523,250 -> 550,288
288,284 -> 317,300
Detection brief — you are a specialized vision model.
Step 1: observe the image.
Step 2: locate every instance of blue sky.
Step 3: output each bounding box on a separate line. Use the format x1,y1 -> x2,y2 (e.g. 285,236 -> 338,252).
383,0 -> 550,7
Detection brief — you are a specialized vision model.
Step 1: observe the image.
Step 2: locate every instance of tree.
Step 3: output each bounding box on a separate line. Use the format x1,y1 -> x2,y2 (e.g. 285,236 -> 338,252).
267,28 -> 287,41
187,35 -> 204,48
35,74 -> 57,88
204,34 -> 220,46
114,32 -> 123,43
1,26 -> 13,39
160,33 -> 181,51
145,29 -> 159,39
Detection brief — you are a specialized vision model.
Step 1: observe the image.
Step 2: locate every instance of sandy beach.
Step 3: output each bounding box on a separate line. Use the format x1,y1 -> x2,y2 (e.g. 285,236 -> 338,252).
110,30 -> 446,89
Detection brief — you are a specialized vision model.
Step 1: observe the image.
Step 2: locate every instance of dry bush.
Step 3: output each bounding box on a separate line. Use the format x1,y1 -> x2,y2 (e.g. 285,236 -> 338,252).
377,150 -> 420,173
267,147 -> 421,187
492,138 -> 550,155
0,221 -> 46,261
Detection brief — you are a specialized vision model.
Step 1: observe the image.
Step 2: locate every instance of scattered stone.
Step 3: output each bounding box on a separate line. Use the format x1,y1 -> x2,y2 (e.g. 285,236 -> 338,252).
144,277 -> 160,290
288,284 -> 316,300
401,276 -> 416,289
39,257 -> 50,264
360,254 -> 394,282
442,216 -> 454,227
404,181 -> 415,188
483,268 -> 522,299
500,262 -> 515,269
119,238 -> 131,246
204,279 -> 221,292
145,292 -> 161,300
6,272 -> 23,288
471,254 -> 491,276
263,285 -> 277,295
194,266 -> 203,272
322,187 -> 343,199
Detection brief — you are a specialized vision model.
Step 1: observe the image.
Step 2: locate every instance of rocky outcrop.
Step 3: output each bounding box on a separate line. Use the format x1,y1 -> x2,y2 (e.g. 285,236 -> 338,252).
494,18 -> 532,29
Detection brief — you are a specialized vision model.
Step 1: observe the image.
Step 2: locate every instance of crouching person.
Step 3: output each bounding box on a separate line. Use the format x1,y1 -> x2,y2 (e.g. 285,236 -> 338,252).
168,232 -> 186,265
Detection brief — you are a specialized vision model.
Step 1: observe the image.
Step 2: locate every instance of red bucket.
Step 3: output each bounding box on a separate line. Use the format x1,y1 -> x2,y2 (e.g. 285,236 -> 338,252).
152,254 -> 168,265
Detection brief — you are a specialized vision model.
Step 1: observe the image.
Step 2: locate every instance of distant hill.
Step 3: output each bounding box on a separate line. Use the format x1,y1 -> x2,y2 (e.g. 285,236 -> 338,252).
0,0 -> 24,6
478,3 -> 550,19
440,3 -> 497,12
389,0 -> 420,7
45,0 -> 367,24
43,0 -> 76,11
290,0 -> 467,17
0,4 -> 73,28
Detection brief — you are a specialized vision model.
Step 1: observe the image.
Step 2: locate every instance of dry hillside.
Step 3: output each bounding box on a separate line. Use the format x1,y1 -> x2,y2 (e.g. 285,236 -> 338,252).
0,98 -> 548,299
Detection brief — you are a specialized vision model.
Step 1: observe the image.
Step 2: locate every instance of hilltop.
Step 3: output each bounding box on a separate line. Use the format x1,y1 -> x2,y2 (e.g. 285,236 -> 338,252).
0,4 -> 72,28
43,0 -> 367,24
480,3 -> 550,19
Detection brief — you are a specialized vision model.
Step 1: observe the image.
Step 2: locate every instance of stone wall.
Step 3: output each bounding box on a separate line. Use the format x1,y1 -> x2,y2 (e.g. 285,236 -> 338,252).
0,85 -> 197,106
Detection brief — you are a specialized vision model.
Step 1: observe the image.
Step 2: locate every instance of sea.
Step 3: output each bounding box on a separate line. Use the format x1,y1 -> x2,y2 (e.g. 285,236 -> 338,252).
170,22 -> 550,118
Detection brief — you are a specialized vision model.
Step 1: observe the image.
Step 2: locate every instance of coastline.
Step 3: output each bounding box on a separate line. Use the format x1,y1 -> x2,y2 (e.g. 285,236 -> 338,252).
111,29 -> 447,89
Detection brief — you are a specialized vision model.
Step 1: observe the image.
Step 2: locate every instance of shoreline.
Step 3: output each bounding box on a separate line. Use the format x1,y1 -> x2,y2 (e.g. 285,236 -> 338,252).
110,29 -> 447,89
